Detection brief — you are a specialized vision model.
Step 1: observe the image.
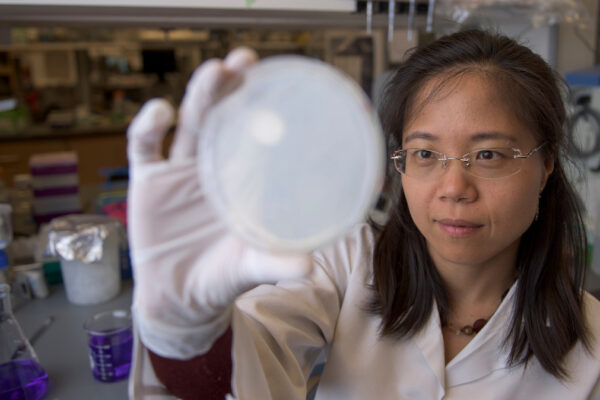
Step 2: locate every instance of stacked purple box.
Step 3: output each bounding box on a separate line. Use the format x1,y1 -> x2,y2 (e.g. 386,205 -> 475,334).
29,151 -> 81,225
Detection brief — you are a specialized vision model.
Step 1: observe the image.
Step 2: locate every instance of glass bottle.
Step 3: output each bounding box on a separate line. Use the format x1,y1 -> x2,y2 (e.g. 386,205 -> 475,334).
0,283 -> 48,400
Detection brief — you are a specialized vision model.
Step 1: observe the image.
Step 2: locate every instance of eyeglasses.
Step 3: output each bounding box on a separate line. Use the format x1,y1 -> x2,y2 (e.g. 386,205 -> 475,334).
390,142 -> 547,180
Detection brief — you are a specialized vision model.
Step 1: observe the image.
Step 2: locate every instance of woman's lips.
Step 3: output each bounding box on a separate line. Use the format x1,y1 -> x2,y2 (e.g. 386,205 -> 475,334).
436,219 -> 483,237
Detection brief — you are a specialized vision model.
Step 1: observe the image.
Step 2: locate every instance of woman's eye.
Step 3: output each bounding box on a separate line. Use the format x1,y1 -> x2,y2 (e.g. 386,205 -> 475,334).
416,149 -> 434,159
476,150 -> 501,160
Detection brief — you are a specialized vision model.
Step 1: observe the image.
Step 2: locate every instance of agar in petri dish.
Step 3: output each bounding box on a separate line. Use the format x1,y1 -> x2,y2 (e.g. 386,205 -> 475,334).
198,56 -> 385,253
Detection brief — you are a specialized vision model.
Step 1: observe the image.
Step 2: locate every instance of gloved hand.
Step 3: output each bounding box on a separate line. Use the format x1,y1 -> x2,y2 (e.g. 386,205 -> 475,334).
127,48 -> 313,359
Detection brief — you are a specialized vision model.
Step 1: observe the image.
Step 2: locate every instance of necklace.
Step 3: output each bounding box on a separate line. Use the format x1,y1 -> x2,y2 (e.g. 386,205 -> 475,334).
443,317 -> 490,336
441,287 -> 511,336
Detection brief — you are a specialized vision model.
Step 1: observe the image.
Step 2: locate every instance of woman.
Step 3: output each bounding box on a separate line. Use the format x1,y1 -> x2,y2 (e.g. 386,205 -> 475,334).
127,30 -> 600,399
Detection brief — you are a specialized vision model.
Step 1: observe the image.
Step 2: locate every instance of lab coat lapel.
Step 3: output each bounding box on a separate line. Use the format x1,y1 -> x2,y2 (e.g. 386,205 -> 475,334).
413,302 -> 446,392
445,282 -> 517,387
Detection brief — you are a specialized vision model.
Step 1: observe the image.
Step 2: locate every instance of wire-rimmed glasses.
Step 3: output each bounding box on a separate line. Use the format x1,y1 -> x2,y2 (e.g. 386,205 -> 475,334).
390,142 -> 547,179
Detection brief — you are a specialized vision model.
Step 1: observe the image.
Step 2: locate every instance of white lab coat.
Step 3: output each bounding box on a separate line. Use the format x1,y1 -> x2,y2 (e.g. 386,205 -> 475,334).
130,224 -> 600,399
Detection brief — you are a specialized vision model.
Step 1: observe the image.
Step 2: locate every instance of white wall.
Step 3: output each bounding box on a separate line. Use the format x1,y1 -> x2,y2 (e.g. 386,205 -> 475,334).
557,0 -> 598,75
498,23 -> 558,67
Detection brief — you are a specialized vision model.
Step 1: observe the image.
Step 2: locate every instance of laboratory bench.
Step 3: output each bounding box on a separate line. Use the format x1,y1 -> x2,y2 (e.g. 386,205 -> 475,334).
13,279 -> 133,400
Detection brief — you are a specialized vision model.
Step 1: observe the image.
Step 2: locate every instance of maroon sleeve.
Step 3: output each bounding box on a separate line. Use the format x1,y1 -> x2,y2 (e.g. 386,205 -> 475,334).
148,327 -> 233,400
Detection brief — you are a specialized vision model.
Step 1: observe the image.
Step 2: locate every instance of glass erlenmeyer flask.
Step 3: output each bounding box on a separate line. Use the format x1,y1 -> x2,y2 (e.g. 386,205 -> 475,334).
0,283 -> 48,400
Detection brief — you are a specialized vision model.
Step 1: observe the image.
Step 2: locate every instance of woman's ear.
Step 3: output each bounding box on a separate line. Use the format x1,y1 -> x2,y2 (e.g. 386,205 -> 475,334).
540,156 -> 554,192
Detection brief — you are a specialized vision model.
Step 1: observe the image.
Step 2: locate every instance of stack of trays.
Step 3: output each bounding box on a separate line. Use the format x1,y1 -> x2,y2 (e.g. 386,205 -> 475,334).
30,151 -> 81,225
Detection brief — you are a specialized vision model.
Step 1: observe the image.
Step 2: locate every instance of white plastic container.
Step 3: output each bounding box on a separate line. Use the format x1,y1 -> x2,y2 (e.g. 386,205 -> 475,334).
59,231 -> 120,305
12,263 -> 49,299
47,215 -> 123,305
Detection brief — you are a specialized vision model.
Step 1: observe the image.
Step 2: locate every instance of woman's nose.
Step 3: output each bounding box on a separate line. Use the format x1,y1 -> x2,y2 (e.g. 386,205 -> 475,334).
436,160 -> 478,203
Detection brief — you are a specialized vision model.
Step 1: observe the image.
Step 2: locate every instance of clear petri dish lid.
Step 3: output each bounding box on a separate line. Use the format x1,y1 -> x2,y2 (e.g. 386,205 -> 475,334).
198,55 -> 385,253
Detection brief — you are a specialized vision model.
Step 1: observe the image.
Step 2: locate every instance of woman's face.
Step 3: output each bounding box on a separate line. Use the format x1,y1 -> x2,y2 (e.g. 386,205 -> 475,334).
401,74 -> 553,269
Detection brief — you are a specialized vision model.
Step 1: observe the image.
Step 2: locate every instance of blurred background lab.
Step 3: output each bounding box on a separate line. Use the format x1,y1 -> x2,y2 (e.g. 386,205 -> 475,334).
0,1 -> 598,399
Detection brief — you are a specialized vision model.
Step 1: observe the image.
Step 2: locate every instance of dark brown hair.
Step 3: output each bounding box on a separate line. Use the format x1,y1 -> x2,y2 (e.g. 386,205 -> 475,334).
370,29 -> 589,379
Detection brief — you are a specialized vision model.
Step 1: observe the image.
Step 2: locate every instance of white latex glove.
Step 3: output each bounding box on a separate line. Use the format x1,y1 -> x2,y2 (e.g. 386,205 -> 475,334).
127,48 -> 313,359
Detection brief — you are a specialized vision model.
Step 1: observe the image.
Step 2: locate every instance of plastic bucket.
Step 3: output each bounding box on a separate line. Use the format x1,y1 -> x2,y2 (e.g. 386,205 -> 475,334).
60,229 -> 120,305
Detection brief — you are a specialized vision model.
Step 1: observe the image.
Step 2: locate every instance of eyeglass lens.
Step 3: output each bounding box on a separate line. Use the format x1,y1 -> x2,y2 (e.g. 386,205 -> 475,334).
396,148 -> 524,179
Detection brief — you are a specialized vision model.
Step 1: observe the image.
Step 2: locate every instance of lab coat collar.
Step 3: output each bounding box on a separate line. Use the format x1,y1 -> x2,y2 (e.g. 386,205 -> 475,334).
413,281 -> 518,390
446,280 -> 518,387
413,300 -> 446,392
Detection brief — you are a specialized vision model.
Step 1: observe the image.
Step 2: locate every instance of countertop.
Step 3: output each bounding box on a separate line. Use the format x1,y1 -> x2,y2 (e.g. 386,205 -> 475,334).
0,124 -> 131,141
13,280 -> 133,400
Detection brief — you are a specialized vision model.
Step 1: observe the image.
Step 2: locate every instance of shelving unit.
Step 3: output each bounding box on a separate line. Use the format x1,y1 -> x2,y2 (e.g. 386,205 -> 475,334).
0,52 -> 20,101
0,26 -> 337,114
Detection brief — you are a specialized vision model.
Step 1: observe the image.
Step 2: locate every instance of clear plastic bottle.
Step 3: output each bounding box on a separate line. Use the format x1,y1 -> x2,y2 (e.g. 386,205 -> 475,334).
0,204 -> 12,252
0,283 -> 49,400
10,174 -> 36,237
0,168 -> 10,205
0,250 -> 8,284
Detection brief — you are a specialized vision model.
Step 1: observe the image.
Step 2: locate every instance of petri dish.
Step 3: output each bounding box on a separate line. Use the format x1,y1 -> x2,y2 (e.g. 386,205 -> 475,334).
198,55 -> 385,253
